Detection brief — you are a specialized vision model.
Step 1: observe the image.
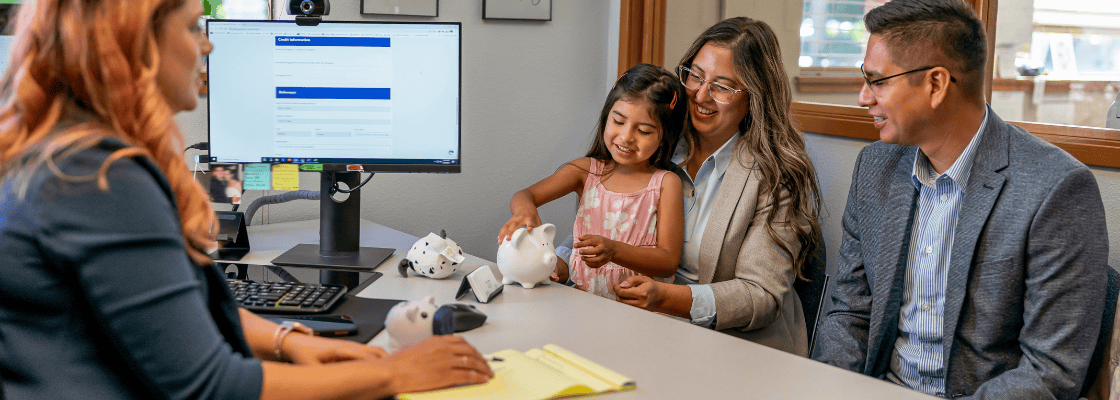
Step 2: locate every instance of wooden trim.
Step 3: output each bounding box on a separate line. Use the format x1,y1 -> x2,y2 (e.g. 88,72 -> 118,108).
796,76 -> 1120,94
991,78 -> 1119,93
1006,121 -> 1120,169
794,75 -> 863,93
791,102 -> 1120,169
800,66 -> 861,76
968,0 -> 998,102
791,102 -> 879,141
617,0 -> 665,77
618,0 -> 637,77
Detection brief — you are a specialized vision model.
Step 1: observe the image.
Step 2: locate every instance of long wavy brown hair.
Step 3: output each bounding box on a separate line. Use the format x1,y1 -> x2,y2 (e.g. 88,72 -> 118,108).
678,17 -> 822,279
0,0 -> 215,266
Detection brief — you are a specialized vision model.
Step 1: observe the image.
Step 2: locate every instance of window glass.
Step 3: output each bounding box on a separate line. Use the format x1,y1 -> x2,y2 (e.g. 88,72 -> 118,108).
798,0 -> 883,69
794,0 -> 886,106
992,0 -> 1120,128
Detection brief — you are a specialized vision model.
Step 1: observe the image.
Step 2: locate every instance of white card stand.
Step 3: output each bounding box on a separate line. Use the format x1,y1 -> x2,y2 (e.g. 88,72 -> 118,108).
456,265 -> 503,303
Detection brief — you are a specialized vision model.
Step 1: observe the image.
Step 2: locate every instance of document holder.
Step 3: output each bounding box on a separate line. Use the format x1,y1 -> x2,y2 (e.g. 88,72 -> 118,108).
210,211 -> 250,261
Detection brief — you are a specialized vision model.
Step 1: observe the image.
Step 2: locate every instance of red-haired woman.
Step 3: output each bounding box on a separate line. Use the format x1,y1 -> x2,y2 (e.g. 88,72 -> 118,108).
0,1 -> 491,398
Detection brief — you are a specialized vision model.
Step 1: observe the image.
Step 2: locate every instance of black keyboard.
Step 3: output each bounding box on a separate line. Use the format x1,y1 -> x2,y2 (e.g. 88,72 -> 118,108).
227,279 -> 347,314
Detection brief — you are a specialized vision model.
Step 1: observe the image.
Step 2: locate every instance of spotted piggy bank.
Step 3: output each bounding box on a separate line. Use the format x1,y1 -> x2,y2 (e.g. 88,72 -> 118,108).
397,230 -> 466,279
496,223 -> 557,289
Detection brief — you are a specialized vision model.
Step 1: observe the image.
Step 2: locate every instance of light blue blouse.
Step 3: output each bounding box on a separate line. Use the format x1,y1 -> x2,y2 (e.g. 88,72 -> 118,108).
671,133 -> 741,327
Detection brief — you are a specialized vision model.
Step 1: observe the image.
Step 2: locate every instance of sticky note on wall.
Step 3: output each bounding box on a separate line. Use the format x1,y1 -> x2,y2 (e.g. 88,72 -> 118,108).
243,164 -> 272,190
272,164 -> 300,190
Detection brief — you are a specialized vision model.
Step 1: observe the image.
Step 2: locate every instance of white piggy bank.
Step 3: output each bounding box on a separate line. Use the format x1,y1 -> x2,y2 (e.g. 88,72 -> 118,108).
398,230 -> 466,279
384,296 -> 441,352
496,223 -> 557,289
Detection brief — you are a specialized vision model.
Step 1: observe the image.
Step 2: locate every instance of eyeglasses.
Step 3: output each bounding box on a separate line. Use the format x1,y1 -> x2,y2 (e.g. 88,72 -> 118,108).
677,66 -> 745,104
860,64 -> 956,97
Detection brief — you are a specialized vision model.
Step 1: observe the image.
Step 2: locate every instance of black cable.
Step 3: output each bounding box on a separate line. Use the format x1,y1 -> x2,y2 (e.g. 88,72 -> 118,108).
326,172 -> 374,195
184,141 -> 209,152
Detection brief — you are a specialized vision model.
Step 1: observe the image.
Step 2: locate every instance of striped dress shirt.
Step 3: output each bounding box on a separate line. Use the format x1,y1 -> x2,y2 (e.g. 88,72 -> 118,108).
888,111 -> 989,397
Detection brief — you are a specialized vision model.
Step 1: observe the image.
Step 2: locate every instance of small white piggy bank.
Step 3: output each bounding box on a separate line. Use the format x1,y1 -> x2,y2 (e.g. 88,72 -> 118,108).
398,230 -> 466,279
496,223 -> 557,289
384,296 -> 441,352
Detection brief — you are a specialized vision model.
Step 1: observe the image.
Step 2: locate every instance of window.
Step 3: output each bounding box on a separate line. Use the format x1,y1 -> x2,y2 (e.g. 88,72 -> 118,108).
990,0 -> 1120,128
789,0 -> 1120,167
794,0 -> 887,106
798,0 -> 884,69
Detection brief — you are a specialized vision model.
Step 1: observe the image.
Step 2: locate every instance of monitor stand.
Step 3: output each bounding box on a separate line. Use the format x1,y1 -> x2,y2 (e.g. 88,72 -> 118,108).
271,171 -> 394,287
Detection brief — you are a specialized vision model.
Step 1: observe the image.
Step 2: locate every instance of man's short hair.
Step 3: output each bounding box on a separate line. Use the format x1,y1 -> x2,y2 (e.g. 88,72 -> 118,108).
865,0 -> 986,98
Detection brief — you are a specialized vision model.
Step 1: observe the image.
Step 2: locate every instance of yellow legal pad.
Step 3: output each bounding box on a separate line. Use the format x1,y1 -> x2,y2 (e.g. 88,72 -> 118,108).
399,344 -> 636,400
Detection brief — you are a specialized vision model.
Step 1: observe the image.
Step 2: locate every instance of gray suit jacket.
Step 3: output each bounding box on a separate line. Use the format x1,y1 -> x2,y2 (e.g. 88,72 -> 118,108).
696,152 -> 808,357
814,110 -> 1109,399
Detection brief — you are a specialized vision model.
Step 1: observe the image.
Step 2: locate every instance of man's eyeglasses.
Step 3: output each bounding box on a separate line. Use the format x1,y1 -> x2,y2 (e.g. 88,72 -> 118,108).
860,64 -> 955,96
677,66 -> 744,104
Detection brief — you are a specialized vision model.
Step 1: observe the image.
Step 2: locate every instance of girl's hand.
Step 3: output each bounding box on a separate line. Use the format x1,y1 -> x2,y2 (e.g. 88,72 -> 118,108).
384,336 -> 494,394
283,333 -> 388,366
497,211 -> 542,244
614,276 -> 663,310
575,235 -> 618,268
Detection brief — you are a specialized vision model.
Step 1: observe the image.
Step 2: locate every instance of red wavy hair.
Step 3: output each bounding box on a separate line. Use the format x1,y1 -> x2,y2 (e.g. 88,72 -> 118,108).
0,0 -> 215,266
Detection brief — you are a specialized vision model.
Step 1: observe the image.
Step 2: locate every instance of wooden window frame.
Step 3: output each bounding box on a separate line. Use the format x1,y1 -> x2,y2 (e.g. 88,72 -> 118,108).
647,0 -> 1120,169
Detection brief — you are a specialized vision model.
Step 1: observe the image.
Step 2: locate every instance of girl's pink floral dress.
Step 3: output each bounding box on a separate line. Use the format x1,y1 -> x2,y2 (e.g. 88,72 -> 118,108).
570,159 -> 671,300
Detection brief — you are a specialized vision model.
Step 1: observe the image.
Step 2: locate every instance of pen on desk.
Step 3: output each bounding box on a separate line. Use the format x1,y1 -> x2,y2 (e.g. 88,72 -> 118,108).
486,355 -> 504,362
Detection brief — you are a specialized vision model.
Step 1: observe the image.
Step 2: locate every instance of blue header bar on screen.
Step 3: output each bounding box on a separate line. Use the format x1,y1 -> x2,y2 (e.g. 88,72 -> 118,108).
275,37 -> 390,47
276,87 -> 391,100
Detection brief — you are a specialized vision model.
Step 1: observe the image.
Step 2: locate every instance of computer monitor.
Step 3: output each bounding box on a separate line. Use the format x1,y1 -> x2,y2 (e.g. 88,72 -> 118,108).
0,34 -> 13,76
0,2 -> 21,75
206,19 -> 461,275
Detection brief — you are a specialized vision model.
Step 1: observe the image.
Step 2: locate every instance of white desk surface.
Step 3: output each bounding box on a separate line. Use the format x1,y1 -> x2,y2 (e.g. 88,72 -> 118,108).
235,219 -> 935,400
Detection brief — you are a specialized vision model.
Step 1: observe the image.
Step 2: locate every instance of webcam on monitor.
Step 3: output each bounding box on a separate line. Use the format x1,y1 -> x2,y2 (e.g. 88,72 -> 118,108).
290,0 -> 328,25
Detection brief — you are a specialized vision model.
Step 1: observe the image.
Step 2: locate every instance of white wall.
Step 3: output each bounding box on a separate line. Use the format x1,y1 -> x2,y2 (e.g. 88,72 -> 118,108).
805,132 -> 1120,279
662,0 -> 720,71
179,0 -> 618,260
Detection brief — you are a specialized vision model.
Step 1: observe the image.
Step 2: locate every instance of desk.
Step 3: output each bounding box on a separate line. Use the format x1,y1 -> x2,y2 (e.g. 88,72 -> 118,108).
234,219 -> 935,399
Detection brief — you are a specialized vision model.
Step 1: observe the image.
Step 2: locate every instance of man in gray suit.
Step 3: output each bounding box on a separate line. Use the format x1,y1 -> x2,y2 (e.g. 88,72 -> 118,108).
813,0 -> 1110,399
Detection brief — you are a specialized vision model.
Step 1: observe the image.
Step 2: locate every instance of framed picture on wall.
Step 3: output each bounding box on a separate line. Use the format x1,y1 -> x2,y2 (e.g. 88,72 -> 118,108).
362,0 -> 438,17
483,0 -> 551,21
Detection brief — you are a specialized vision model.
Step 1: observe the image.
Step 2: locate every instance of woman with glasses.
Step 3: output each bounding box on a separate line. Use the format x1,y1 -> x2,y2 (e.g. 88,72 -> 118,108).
0,0 -> 491,398
606,17 -> 823,356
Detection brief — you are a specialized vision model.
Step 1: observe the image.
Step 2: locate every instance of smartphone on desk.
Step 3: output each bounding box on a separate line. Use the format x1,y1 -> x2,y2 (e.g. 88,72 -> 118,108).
266,315 -> 358,336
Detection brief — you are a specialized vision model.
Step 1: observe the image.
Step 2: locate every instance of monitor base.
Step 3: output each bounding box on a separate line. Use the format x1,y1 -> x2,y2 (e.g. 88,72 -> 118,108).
271,244 -> 393,271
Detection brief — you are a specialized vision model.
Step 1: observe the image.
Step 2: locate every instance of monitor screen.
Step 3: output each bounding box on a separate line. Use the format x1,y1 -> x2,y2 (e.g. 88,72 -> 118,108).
0,34 -> 13,76
206,20 -> 461,172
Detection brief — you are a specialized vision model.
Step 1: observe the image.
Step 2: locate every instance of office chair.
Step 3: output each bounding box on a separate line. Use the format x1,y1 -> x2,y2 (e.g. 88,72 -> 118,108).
794,236 -> 827,354
1081,266 -> 1119,400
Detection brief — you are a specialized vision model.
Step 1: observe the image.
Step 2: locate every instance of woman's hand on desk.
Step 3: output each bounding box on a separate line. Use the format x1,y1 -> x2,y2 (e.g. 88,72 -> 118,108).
615,276 -> 693,319
284,334 -> 388,366
383,335 -> 493,393
615,276 -> 662,309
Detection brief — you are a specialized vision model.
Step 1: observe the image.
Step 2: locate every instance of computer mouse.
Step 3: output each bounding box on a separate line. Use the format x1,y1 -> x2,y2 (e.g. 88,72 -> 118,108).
435,303 -> 487,333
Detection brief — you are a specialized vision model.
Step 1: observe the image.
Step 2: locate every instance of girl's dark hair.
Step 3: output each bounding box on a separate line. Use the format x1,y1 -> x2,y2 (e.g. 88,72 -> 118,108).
585,63 -> 692,171
677,17 -> 822,279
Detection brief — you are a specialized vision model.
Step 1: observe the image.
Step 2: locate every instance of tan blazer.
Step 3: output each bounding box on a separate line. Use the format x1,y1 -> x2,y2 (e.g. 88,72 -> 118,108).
697,153 -> 808,357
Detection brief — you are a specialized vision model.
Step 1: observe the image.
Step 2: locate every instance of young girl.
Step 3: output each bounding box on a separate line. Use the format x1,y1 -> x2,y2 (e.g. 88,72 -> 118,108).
498,63 -> 690,300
